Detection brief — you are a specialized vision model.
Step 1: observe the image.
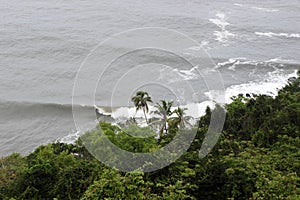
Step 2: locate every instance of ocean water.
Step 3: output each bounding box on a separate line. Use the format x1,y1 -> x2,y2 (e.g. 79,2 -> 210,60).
1,0 -> 299,156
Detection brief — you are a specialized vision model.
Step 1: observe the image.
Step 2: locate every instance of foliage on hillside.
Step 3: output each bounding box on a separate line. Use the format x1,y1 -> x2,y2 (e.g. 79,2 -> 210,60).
0,71 -> 299,199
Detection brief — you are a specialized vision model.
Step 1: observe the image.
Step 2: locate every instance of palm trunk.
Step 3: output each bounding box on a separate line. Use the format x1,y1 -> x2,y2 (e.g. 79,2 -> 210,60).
164,116 -> 168,135
142,107 -> 148,124
164,123 -> 168,134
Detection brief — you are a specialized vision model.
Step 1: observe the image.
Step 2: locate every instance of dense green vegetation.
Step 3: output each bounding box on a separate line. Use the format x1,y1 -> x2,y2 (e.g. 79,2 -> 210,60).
1,71 -> 299,199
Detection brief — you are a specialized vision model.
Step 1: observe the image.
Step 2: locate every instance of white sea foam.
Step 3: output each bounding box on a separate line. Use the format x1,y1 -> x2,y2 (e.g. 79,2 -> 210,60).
216,57 -> 258,71
214,30 -> 235,43
216,57 -> 298,72
176,66 -> 200,80
215,58 -> 238,68
111,105 -> 155,119
209,15 -> 230,28
233,3 -> 243,7
265,58 -> 299,64
233,3 -> 279,12
255,32 -> 300,39
204,90 -> 226,105
209,13 -> 235,45
216,57 -> 299,101
251,6 -> 279,12
187,41 -> 209,51
182,101 -> 215,118
224,70 -> 298,103
60,130 -> 81,144
158,65 -> 200,82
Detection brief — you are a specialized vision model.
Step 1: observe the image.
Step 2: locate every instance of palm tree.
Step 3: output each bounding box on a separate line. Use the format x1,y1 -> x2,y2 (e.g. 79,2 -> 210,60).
131,91 -> 153,124
152,100 -> 173,136
171,107 -> 191,128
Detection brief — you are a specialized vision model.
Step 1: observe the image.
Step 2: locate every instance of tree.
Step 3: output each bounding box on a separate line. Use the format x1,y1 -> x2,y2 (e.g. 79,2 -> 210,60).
171,107 -> 191,129
131,91 -> 153,124
152,100 -> 173,137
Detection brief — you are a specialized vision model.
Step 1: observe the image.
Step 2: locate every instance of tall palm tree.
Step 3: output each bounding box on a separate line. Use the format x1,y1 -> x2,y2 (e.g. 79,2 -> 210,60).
171,107 -> 191,128
131,91 -> 152,124
152,100 -> 173,136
